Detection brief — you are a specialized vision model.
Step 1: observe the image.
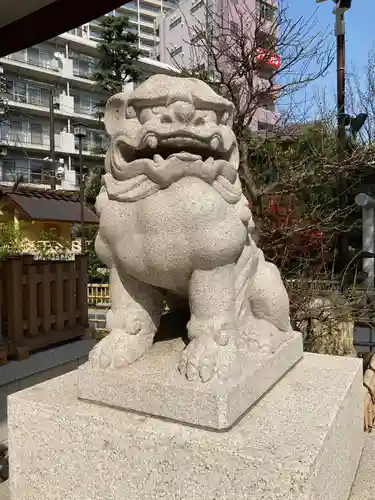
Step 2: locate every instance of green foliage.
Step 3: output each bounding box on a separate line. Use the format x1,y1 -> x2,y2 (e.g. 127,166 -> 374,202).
0,222 -> 22,257
243,124 -> 358,278
85,167 -> 103,209
93,13 -> 142,95
84,168 -> 108,282
0,223 -> 71,260
33,228 -> 71,260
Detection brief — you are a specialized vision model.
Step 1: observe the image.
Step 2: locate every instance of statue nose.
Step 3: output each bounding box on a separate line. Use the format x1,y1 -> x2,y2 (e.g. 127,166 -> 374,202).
170,100 -> 195,124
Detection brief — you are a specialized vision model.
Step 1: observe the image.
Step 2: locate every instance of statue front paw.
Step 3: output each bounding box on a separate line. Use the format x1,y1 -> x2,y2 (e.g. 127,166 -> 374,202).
179,316 -> 237,382
89,308 -> 157,370
178,335 -> 237,383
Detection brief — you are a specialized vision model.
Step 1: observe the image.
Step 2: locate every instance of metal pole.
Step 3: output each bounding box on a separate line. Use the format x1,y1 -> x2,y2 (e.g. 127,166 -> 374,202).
362,207 -> 375,289
337,12 -> 345,147
49,89 -> 56,190
79,136 -> 85,255
336,11 -> 348,268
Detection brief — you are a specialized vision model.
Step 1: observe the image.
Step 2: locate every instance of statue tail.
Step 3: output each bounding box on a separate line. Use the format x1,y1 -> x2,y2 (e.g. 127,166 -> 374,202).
235,239 -> 292,333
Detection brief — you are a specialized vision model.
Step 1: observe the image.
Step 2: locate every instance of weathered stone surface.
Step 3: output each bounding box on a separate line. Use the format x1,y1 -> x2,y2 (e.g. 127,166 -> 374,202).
0,480 -> 9,500
78,332 -> 303,430
349,434 -> 375,500
90,74 -> 296,384
8,353 -> 363,500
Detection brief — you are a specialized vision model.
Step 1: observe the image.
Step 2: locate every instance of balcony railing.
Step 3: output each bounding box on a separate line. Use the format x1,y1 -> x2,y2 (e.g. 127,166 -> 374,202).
4,52 -> 59,71
0,169 -> 61,186
73,67 -> 96,79
8,92 -> 49,108
74,103 -> 98,116
75,140 -> 106,153
0,132 -> 61,148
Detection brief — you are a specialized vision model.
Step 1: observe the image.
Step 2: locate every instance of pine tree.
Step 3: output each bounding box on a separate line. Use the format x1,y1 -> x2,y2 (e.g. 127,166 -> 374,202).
94,13 -> 142,95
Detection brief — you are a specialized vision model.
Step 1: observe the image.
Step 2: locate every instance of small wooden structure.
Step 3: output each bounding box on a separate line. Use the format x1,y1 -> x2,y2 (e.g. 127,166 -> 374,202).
0,254 -> 89,364
0,185 -> 98,256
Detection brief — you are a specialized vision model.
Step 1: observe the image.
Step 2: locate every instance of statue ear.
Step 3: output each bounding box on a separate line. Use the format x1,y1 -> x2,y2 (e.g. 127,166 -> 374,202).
104,92 -> 134,137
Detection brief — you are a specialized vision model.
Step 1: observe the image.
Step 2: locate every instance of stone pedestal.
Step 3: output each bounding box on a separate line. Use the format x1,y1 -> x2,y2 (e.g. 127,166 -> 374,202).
78,333 -> 303,430
8,352 -> 363,500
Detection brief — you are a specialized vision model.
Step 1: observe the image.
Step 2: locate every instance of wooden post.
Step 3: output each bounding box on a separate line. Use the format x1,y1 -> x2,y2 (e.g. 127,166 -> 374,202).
54,262 -> 64,331
5,257 -> 28,359
0,260 -> 7,364
75,255 -> 88,327
23,255 -> 38,337
67,261 -> 77,328
41,263 -> 52,334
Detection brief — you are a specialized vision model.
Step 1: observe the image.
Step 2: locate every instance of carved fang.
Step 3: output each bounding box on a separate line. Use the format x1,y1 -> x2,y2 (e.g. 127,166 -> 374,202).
147,135 -> 158,149
210,136 -> 220,151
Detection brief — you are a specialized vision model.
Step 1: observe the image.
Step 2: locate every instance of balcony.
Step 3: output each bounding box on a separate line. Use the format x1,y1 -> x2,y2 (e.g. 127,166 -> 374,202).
74,103 -> 100,119
70,52 -> 98,83
4,51 -> 59,72
254,107 -> 280,131
9,93 -> 49,109
0,131 -> 59,151
0,164 -> 78,191
0,168 -> 62,186
74,137 -> 108,156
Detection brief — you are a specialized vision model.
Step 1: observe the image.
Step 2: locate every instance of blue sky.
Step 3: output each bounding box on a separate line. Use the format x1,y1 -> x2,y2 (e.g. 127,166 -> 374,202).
281,0 -> 375,117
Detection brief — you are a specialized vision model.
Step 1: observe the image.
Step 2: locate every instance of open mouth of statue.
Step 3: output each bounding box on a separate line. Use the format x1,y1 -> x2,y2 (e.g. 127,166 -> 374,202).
131,134 -> 232,163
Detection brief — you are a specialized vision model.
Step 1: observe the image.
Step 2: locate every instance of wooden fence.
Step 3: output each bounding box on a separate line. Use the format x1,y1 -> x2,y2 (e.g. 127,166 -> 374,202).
88,283 -> 110,307
0,254 -> 88,364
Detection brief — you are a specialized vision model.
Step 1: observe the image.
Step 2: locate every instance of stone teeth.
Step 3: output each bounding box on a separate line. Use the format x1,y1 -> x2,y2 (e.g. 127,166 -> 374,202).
147,135 -> 158,148
153,154 -> 163,163
210,136 -> 220,151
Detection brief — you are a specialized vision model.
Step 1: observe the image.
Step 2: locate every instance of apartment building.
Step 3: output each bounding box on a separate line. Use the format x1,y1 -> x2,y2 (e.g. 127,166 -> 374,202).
155,0 -> 280,131
71,0 -> 178,58
0,1 -> 178,191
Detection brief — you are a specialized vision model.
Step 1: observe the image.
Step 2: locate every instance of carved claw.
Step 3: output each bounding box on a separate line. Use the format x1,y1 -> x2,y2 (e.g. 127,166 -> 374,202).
178,335 -> 236,383
89,328 -> 154,371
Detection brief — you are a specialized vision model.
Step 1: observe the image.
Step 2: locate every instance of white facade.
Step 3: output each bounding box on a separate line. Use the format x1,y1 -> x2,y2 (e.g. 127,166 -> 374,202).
155,0 -> 279,131
71,0 -> 178,58
0,2 -> 179,191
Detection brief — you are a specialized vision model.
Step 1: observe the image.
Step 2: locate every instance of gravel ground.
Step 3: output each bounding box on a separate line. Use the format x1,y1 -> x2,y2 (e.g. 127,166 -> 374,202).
0,479 -> 9,499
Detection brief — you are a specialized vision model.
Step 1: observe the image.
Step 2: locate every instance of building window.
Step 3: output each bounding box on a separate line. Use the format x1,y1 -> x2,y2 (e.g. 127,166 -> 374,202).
7,79 -> 49,108
75,128 -> 108,153
191,0 -> 204,14
0,120 -> 49,146
170,46 -> 183,58
169,16 -> 182,29
0,157 -> 50,184
256,0 -> 276,22
70,51 -> 97,79
73,93 -> 100,116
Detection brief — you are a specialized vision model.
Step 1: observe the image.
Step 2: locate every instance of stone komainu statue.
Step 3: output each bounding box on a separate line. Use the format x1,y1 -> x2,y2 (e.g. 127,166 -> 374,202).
90,74 -> 294,382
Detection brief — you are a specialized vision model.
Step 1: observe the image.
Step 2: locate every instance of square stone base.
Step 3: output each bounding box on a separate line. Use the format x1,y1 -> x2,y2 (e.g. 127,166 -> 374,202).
78,332 -> 303,430
8,353 -> 363,500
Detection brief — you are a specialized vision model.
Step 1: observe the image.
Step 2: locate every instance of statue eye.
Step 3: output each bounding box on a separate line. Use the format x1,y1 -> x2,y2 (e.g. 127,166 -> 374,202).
196,110 -> 217,125
221,111 -> 229,124
139,108 -> 154,124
